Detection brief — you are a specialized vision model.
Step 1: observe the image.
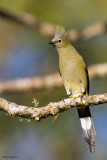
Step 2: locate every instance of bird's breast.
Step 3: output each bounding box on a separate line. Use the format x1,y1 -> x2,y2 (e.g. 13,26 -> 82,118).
59,53 -> 87,96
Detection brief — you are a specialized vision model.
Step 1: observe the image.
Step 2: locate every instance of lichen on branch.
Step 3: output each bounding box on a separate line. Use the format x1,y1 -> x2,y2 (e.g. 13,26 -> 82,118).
0,93 -> 107,121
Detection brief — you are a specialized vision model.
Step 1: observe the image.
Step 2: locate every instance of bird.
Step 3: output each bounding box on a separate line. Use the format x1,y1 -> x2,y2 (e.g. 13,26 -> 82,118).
48,25 -> 96,153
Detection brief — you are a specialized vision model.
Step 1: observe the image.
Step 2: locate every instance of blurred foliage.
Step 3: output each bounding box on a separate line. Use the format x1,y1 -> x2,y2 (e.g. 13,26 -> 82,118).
0,0 -> 107,160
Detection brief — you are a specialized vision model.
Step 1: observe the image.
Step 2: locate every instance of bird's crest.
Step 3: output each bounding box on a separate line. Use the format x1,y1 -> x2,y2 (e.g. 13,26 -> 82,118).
54,25 -> 67,40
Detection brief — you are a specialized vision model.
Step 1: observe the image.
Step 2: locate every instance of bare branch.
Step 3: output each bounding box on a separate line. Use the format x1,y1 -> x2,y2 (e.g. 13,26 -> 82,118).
0,93 -> 107,120
0,73 -> 62,94
88,63 -> 107,80
0,63 -> 107,94
0,9 -> 107,41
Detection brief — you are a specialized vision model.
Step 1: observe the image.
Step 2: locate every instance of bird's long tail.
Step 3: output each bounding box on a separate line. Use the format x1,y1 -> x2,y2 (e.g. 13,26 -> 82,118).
77,106 -> 96,153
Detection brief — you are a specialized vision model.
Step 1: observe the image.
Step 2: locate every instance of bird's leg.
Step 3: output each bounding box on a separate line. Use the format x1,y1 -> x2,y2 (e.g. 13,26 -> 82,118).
69,93 -> 85,106
61,93 -> 71,103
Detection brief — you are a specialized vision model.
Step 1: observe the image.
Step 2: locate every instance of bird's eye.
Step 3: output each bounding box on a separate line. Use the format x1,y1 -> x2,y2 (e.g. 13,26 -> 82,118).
58,39 -> 62,43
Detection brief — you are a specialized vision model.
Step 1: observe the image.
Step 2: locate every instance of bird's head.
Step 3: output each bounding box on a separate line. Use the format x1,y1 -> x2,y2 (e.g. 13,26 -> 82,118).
48,25 -> 70,48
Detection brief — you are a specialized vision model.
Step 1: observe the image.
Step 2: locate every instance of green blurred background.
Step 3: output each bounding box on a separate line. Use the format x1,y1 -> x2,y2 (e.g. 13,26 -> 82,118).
0,0 -> 107,160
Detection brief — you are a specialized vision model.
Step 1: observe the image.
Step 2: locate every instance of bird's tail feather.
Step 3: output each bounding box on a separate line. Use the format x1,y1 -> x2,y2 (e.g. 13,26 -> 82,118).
77,106 -> 96,153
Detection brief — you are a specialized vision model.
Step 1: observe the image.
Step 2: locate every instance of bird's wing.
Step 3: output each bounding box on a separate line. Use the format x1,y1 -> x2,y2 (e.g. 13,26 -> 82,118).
85,66 -> 89,94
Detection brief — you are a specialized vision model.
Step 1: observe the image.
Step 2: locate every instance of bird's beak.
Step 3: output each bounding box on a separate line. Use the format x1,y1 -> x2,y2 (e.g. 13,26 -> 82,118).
48,41 -> 55,45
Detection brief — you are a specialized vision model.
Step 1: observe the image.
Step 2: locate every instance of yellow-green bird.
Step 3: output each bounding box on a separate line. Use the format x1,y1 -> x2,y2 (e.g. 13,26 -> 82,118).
48,25 -> 96,153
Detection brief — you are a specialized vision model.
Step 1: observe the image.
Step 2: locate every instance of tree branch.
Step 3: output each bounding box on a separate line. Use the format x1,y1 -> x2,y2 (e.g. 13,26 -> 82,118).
88,63 -> 107,80
0,93 -> 107,121
0,9 -> 107,41
0,63 -> 107,94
